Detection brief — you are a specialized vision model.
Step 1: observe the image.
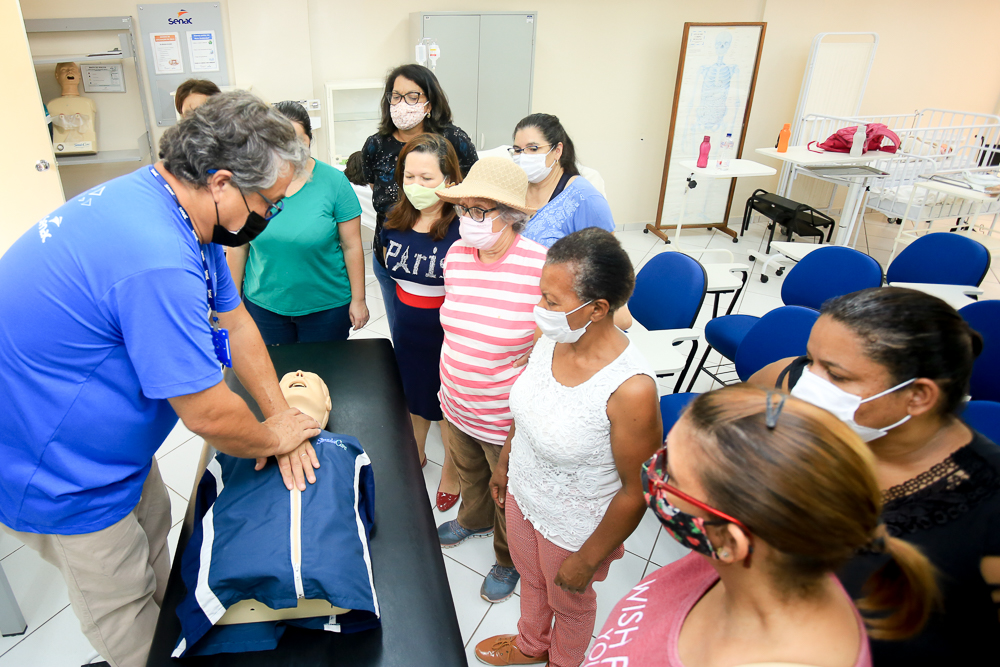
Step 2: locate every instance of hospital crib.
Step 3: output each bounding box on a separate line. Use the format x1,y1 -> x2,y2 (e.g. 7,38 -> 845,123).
779,109 -> 1000,250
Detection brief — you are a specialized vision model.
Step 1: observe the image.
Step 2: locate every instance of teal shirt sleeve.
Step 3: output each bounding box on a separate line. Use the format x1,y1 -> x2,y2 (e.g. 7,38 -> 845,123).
331,169 -> 363,223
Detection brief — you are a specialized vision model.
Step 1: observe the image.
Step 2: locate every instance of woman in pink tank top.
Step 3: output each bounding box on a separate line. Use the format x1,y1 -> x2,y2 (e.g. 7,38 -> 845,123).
593,385 -> 938,667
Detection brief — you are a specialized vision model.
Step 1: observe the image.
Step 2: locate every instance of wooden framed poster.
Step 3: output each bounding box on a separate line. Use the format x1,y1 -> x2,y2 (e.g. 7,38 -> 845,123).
649,22 -> 766,242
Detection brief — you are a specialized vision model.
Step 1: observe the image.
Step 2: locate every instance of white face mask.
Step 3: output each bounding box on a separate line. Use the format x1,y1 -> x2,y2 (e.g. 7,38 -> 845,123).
790,367 -> 916,442
459,215 -> 504,249
514,150 -> 554,184
533,300 -> 593,344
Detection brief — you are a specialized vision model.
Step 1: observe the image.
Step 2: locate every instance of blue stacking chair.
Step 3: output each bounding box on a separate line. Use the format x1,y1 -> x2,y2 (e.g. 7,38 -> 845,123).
886,233 -> 991,287
659,393 -> 698,436
962,401 -> 1000,444
627,252 -> 707,393
689,246 -> 882,389
659,307 -> 818,432
734,306 -> 820,382
960,300 -> 1000,403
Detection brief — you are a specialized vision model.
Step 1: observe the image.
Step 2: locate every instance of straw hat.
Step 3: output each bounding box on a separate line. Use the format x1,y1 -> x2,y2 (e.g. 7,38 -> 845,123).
436,156 -> 536,215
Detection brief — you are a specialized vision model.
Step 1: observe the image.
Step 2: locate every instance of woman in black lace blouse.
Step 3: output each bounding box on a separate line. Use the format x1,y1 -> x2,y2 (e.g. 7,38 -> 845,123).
361,64 -> 478,334
753,287 -> 999,664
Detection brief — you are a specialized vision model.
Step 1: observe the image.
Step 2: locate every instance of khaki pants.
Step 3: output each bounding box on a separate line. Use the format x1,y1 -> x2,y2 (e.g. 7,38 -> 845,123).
1,458 -> 172,667
447,420 -> 511,568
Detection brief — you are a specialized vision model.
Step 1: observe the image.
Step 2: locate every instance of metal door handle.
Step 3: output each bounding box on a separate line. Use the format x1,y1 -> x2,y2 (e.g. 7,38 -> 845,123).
35,160 -> 51,172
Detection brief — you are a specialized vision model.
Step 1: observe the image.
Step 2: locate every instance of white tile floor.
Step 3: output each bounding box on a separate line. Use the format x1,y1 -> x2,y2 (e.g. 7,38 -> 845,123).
2,216 -> 997,666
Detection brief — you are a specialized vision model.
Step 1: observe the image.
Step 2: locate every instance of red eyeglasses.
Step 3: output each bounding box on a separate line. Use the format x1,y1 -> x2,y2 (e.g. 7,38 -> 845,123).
646,448 -> 751,533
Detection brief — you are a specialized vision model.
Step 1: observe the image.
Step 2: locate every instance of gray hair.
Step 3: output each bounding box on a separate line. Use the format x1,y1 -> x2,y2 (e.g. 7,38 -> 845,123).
159,90 -> 310,191
496,202 -> 531,233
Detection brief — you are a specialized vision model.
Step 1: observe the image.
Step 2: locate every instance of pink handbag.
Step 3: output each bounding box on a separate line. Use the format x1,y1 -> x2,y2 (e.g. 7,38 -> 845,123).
808,123 -> 900,154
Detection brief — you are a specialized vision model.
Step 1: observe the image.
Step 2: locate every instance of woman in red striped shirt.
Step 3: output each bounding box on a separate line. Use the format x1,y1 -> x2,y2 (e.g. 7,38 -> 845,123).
433,157 -> 547,604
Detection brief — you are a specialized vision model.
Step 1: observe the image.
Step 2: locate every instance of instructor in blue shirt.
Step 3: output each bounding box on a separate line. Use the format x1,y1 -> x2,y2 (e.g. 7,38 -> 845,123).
0,91 -> 322,667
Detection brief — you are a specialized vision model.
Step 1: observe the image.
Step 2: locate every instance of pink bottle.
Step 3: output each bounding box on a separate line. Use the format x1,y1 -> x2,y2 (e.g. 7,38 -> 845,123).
697,135 -> 711,168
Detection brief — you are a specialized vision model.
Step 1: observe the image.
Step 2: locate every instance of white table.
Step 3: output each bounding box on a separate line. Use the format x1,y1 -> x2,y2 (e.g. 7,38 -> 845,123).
890,178 -> 1000,262
755,146 -> 895,247
647,158 -> 776,248
626,326 -> 703,393
888,282 -> 983,310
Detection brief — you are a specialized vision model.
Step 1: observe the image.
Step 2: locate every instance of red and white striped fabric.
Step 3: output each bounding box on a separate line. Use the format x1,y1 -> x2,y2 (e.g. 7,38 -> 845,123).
438,235 -> 547,445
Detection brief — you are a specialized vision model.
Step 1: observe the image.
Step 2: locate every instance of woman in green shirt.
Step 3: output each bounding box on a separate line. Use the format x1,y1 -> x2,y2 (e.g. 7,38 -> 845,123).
228,101 -> 368,343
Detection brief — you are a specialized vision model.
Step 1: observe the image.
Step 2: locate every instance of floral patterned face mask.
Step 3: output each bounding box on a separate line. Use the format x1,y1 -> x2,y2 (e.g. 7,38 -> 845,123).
642,448 -> 752,562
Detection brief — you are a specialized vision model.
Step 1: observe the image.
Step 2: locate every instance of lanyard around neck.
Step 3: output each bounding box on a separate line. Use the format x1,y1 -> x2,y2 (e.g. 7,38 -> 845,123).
147,166 -> 221,332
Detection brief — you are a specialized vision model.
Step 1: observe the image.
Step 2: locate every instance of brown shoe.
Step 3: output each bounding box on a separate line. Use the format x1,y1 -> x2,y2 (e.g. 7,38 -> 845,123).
475,634 -> 548,665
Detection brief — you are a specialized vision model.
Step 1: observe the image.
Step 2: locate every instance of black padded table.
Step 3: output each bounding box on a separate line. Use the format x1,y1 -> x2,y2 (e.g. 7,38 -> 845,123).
146,339 -> 467,667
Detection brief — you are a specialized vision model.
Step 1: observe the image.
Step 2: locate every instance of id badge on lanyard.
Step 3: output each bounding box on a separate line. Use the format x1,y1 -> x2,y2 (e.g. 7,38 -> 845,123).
149,166 -> 233,368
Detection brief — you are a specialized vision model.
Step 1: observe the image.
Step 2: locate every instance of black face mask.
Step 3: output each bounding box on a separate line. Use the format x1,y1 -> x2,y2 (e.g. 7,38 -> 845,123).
210,189 -> 272,247
211,206 -> 269,247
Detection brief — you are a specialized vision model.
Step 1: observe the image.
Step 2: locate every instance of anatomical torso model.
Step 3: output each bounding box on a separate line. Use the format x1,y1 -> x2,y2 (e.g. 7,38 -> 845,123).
48,62 -> 98,155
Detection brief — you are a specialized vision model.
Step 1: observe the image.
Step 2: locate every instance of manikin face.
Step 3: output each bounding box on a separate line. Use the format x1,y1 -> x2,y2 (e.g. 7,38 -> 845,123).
279,371 -> 332,429
55,63 -> 82,88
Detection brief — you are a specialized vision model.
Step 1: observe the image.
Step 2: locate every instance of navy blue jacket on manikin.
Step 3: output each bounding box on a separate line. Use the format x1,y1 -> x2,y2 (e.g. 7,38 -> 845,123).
173,431 -> 378,657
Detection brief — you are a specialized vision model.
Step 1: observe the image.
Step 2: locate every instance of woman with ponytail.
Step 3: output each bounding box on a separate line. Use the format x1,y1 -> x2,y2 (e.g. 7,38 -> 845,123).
753,287 -> 1000,662
593,385 -> 937,667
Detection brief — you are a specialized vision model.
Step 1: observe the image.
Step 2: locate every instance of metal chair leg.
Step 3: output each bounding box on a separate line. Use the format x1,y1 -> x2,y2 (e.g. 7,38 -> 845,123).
725,272 -> 748,315
674,340 -> 699,394
687,344 -> 714,393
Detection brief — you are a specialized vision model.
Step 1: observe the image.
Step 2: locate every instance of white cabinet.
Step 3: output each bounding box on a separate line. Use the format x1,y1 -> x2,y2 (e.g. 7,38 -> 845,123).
324,79 -> 384,164
410,11 -> 536,151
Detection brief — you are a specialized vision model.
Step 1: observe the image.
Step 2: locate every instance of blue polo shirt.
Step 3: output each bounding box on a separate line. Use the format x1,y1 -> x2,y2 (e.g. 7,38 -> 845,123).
0,166 -> 240,535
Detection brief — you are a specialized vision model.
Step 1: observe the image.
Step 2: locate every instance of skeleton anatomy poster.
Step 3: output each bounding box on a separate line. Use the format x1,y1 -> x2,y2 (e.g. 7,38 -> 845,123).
653,23 -> 766,236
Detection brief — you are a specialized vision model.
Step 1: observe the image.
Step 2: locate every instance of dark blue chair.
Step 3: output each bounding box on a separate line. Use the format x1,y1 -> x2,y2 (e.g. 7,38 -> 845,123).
689,246 -> 882,389
734,306 -> 820,381
659,308 -> 818,430
628,252 -> 707,392
887,233 -> 991,286
962,400 -> 1000,444
659,392 -> 698,435
960,300 -> 1000,402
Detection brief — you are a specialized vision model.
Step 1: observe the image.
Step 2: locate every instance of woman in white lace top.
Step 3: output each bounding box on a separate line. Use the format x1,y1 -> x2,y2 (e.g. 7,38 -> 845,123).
476,228 -> 662,667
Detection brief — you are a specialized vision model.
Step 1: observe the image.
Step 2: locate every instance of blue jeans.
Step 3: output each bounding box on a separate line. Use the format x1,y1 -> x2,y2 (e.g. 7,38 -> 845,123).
243,297 -> 351,345
372,256 -> 397,335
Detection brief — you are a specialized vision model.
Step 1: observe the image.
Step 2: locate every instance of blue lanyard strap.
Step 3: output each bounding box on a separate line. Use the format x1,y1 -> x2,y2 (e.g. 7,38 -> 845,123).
147,166 -> 221,332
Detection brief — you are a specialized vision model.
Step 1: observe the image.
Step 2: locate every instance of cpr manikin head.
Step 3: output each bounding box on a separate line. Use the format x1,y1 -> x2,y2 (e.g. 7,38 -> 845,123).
279,371 -> 331,429
55,62 -> 82,96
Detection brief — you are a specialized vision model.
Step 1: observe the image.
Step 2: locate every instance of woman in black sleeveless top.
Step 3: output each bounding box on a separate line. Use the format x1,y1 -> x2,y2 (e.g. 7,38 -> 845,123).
752,287 -> 1000,664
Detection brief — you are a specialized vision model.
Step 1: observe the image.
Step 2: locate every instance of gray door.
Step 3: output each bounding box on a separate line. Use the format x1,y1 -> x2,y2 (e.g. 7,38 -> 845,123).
476,13 -> 535,150
422,14 -> 480,142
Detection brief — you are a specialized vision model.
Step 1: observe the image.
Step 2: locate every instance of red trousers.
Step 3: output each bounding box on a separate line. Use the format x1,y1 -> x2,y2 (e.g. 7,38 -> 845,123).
506,493 -> 624,667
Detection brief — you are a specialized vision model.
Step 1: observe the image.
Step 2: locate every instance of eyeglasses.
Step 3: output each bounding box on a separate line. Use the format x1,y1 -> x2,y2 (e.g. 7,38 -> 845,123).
239,188 -> 284,221
455,204 -> 498,222
646,448 -> 750,532
206,168 -> 284,221
386,91 -> 424,106
508,144 -> 552,157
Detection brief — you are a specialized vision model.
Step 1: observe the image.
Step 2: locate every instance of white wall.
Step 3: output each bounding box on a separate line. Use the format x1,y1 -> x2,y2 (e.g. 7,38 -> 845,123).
20,0 -> 1000,222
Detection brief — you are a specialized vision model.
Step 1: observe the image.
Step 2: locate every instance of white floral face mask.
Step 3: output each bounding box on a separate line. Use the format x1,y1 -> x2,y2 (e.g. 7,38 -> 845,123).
390,101 -> 428,131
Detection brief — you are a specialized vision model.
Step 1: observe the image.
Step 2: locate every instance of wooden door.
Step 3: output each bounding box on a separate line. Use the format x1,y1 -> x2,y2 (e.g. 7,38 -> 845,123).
0,0 -> 65,255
